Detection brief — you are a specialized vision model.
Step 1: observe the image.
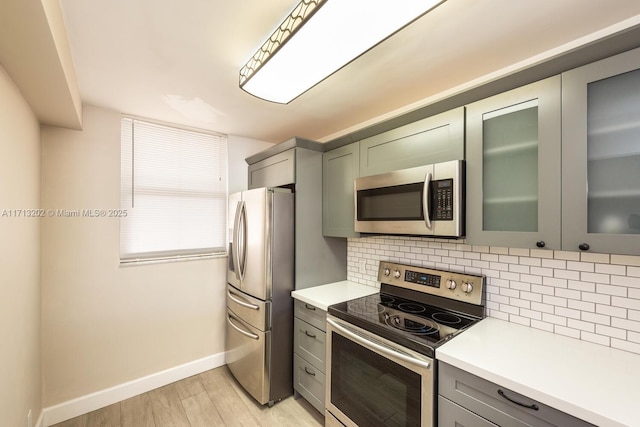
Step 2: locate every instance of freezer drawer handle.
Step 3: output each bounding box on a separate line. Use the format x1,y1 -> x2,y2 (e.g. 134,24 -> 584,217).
227,290 -> 260,310
227,313 -> 259,340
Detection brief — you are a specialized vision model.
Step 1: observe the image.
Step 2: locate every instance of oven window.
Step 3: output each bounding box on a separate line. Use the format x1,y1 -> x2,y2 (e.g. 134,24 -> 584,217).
357,183 -> 424,221
331,333 -> 421,426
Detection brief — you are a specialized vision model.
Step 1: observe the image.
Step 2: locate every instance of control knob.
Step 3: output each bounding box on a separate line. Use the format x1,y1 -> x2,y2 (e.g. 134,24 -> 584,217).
383,267 -> 391,277
461,282 -> 473,294
445,279 -> 457,290
393,270 -> 401,279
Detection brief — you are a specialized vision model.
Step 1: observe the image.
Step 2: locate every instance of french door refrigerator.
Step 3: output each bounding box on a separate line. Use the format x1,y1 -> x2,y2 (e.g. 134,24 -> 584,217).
226,187 -> 294,406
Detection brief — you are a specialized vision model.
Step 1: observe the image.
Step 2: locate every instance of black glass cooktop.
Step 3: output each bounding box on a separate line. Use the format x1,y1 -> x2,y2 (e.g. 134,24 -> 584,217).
328,292 -> 481,358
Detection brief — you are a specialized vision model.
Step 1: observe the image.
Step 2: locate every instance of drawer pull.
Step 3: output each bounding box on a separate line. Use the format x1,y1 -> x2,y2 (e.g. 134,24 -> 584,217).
498,389 -> 539,411
304,303 -> 316,311
304,367 -> 316,376
304,330 -> 316,338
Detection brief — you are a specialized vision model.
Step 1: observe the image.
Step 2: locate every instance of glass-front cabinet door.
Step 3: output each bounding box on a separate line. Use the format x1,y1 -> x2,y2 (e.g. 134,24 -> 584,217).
466,76 -> 561,249
562,47 -> 640,255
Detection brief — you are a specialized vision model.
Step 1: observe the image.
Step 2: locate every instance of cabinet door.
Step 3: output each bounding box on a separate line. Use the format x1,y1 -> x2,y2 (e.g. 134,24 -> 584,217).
359,107 -> 464,177
247,149 -> 295,189
466,76 -> 561,249
562,47 -> 640,255
322,142 -> 360,237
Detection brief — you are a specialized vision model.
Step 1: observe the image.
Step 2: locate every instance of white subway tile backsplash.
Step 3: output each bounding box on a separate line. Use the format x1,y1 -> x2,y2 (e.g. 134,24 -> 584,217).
581,331 -> 610,346
611,254 -> 640,266
568,299 -> 595,312
596,263 -> 626,275
611,275 -> 640,288
595,284 -> 627,297
567,261 -> 595,272
554,325 -> 581,339
567,318 -> 595,332
581,272 -> 610,284
580,252 -> 610,264
347,236 -> 640,356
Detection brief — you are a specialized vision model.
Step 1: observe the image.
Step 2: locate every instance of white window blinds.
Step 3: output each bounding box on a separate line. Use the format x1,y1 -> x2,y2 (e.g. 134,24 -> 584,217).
120,117 -> 227,261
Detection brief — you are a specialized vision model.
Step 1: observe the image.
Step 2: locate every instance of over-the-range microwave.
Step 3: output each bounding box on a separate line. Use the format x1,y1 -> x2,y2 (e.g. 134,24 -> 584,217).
354,160 -> 465,237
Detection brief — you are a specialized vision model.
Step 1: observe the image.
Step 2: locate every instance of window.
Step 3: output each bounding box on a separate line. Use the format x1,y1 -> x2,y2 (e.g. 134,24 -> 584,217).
120,117 -> 227,262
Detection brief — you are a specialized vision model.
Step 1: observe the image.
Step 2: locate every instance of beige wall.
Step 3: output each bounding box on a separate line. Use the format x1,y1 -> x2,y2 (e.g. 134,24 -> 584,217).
228,135 -> 274,194
40,105 -> 235,406
0,66 -> 42,426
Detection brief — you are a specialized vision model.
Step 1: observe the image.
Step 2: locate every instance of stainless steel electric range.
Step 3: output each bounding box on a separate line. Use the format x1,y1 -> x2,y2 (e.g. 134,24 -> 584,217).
325,261 -> 485,427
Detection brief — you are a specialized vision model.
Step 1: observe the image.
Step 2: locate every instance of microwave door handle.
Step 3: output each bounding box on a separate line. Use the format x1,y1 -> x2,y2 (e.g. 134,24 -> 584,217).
423,172 -> 433,229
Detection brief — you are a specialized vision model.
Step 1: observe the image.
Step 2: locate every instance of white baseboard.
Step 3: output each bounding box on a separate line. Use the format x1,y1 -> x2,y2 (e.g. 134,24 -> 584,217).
42,352 -> 226,427
35,410 -> 44,427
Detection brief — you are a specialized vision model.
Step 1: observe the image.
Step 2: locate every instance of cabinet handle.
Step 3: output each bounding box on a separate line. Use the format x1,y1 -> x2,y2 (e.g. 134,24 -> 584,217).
304,367 -> 316,376
498,389 -> 539,411
536,241 -> 545,248
578,243 -> 590,251
304,330 -> 316,338
304,303 -> 316,311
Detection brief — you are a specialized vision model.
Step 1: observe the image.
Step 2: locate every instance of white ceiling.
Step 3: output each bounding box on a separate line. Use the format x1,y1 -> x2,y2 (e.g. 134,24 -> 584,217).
58,0 -> 640,144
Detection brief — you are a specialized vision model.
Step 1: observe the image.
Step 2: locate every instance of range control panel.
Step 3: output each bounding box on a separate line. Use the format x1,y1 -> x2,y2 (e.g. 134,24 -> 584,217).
378,261 -> 484,306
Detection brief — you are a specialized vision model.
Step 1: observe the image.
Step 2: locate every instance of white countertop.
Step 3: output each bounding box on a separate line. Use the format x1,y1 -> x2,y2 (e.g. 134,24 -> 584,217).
291,280 -> 378,311
437,317 -> 640,427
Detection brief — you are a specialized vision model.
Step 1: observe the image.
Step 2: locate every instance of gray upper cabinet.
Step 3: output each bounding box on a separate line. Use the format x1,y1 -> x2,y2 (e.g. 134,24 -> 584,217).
359,107 -> 465,177
466,76 -> 561,250
562,47 -> 640,255
322,142 -> 360,237
248,148 -> 295,189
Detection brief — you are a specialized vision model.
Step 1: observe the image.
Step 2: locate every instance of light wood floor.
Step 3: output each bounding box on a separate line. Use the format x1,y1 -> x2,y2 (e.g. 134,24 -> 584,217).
52,365 -> 324,427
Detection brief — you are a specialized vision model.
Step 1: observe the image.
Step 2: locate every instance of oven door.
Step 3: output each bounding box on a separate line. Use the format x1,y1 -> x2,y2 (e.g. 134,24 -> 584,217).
326,316 -> 434,427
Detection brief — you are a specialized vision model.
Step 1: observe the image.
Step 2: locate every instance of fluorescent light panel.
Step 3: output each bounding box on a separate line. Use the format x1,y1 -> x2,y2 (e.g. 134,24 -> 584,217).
240,0 -> 445,104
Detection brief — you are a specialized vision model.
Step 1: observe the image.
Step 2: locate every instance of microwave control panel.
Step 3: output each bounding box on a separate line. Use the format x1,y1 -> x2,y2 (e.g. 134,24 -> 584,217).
432,179 -> 454,220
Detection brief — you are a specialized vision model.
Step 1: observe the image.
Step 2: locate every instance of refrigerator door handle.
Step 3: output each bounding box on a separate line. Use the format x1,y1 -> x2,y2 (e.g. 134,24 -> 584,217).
238,200 -> 248,281
227,313 -> 259,340
232,201 -> 243,282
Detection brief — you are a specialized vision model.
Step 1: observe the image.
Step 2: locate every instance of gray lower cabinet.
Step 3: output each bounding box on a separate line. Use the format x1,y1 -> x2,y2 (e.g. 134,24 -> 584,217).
438,362 -> 595,427
293,299 -> 327,413
322,142 -> 360,237
561,46 -> 640,255
359,107 -> 464,177
465,76 -> 561,250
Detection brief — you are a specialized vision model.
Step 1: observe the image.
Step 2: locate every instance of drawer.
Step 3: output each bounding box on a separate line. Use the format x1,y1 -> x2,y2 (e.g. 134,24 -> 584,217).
294,354 -> 325,414
294,317 -> 326,372
438,396 -> 497,427
294,299 -> 326,331
439,363 -> 595,427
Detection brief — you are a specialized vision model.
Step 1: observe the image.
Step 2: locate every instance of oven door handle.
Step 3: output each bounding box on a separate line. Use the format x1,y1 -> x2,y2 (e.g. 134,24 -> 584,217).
327,318 -> 431,370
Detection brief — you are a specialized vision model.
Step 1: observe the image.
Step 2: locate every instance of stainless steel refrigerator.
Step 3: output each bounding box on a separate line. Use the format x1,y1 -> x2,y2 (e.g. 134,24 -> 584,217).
226,187 -> 294,406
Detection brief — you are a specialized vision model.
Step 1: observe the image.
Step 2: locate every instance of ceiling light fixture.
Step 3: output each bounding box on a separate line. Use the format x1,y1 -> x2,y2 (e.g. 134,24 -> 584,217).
239,0 -> 446,104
